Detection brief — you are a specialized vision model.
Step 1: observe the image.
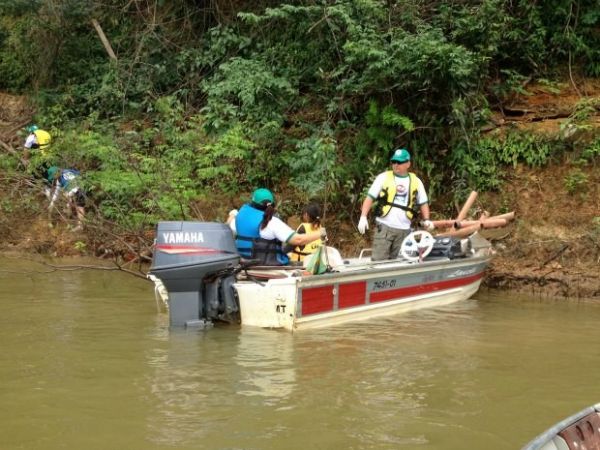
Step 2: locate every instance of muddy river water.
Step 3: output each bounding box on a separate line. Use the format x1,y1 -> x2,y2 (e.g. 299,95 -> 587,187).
1,255 -> 599,450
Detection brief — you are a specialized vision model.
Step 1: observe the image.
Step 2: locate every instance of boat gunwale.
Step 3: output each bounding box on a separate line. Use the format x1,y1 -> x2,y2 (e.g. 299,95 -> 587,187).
521,403 -> 600,449
235,254 -> 492,288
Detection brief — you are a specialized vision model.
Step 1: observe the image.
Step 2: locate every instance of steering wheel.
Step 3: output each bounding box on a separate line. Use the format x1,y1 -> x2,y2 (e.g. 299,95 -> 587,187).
400,231 -> 435,262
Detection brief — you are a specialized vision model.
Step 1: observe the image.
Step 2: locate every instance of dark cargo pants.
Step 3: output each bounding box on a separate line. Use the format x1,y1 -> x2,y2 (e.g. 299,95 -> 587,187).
371,222 -> 410,261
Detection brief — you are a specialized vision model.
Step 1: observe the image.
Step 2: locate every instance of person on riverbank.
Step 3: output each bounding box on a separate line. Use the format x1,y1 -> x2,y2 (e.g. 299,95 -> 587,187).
23,124 -> 51,165
47,166 -> 86,231
357,148 -> 433,261
288,202 -> 324,263
228,188 -> 326,265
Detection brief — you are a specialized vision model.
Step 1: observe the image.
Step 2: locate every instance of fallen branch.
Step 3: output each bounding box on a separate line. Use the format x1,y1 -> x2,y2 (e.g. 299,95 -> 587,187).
539,243 -> 569,269
454,218 -> 508,229
91,19 -> 117,61
436,223 -> 481,238
456,191 -> 478,221
487,211 -> 516,221
0,254 -> 150,280
0,138 -> 28,167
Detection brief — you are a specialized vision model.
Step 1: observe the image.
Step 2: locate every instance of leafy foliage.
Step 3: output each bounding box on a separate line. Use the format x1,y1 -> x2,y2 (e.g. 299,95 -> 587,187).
284,125 -> 339,200
202,57 -> 296,132
1,0 -> 598,229
449,132 -> 558,195
564,168 -> 589,196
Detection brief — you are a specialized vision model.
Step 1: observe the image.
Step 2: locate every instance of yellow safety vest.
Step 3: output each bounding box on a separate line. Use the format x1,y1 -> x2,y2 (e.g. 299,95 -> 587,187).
289,222 -> 323,262
34,129 -> 52,151
376,171 -> 419,219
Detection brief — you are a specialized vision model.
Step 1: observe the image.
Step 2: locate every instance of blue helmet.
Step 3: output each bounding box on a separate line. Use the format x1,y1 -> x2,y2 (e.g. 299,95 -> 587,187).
27,124 -> 39,133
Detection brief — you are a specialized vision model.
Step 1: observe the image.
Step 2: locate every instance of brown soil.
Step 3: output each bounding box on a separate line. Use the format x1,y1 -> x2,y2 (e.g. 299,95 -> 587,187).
1,80 -> 599,298
480,79 -> 600,298
477,162 -> 599,299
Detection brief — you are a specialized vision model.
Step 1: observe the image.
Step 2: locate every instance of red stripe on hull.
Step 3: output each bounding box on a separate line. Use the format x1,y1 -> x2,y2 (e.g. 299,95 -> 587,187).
339,282 -> 367,309
369,273 -> 483,303
156,244 -> 223,255
302,286 -> 334,316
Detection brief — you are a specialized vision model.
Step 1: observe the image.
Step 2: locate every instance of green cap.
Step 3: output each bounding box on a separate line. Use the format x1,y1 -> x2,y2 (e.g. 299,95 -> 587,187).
252,188 -> 275,205
390,148 -> 410,163
47,166 -> 60,180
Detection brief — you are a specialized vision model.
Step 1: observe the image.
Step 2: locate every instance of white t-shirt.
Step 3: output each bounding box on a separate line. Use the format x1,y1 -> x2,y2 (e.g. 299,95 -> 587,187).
24,133 -> 37,149
367,171 -> 428,230
230,215 -> 295,243
259,216 -> 296,243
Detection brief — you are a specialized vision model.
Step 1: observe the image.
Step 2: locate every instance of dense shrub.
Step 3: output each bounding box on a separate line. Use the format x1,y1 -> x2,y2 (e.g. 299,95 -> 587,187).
1,0 -> 598,228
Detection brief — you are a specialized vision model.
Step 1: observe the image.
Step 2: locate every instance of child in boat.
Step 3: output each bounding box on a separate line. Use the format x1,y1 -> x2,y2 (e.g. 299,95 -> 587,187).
288,202 -> 324,263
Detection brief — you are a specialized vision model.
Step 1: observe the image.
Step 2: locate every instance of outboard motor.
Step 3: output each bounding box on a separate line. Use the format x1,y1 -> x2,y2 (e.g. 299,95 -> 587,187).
149,222 -> 240,327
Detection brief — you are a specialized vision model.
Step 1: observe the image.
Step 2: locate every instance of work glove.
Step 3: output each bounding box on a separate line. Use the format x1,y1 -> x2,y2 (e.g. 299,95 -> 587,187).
422,220 -> 435,231
320,227 -> 327,240
229,209 -> 238,217
357,216 -> 369,234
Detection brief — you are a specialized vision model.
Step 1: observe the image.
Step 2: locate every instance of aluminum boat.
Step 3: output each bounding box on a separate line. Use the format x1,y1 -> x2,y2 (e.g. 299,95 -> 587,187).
522,403 -> 600,450
148,221 -> 493,331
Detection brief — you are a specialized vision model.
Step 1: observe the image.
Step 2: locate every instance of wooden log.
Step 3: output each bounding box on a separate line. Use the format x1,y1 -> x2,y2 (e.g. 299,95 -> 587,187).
481,218 -> 508,229
0,138 -> 28,167
454,218 -> 508,229
92,19 -> 117,61
0,138 -> 16,155
487,211 -> 515,222
437,224 -> 481,238
431,220 -> 457,229
456,191 -> 478,221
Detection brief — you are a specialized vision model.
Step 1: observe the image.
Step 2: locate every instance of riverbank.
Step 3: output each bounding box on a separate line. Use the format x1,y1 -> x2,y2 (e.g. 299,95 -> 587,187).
1,164 -> 598,299
0,151 -> 597,299
1,80 -> 598,298
482,161 -> 599,299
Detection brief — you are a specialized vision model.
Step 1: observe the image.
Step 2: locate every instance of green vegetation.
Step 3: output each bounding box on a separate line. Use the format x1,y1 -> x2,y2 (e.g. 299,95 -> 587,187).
564,168 -> 589,195
1,0 -> 599,233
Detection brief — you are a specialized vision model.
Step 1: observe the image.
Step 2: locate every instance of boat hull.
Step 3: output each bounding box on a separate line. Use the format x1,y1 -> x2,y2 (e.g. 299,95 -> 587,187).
236,256 -> 489,331
522,403 -> 600,450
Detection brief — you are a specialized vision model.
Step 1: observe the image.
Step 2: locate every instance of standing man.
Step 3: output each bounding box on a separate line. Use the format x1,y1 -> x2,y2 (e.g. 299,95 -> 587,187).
23,124 -> 52,165
357,148 -> 434,261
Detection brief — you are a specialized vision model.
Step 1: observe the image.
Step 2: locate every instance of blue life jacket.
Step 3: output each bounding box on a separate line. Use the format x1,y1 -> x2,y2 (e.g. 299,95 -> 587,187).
235,203 -> 289,265
59,169 -> 80,190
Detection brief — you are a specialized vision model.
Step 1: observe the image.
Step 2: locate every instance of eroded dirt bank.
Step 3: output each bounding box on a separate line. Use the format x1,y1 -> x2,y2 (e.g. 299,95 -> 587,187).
480,79 -> 600,299
480,163 -> 599,299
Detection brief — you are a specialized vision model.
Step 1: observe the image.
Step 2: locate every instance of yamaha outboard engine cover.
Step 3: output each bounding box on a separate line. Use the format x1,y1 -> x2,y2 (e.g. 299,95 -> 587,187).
149,222 -> 240,327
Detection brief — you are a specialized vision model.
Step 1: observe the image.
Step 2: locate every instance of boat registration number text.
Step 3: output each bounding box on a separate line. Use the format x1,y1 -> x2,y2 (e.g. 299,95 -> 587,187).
372,279 -> 397,290
371,274 -> 437,291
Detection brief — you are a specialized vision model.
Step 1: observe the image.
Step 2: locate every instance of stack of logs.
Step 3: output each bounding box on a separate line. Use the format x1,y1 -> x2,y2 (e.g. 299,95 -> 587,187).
431,191 -> 515,238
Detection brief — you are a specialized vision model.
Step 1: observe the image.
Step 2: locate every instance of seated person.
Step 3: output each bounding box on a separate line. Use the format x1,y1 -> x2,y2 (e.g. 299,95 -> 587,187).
289,202 -> 324,263
229,188 -> 326,265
